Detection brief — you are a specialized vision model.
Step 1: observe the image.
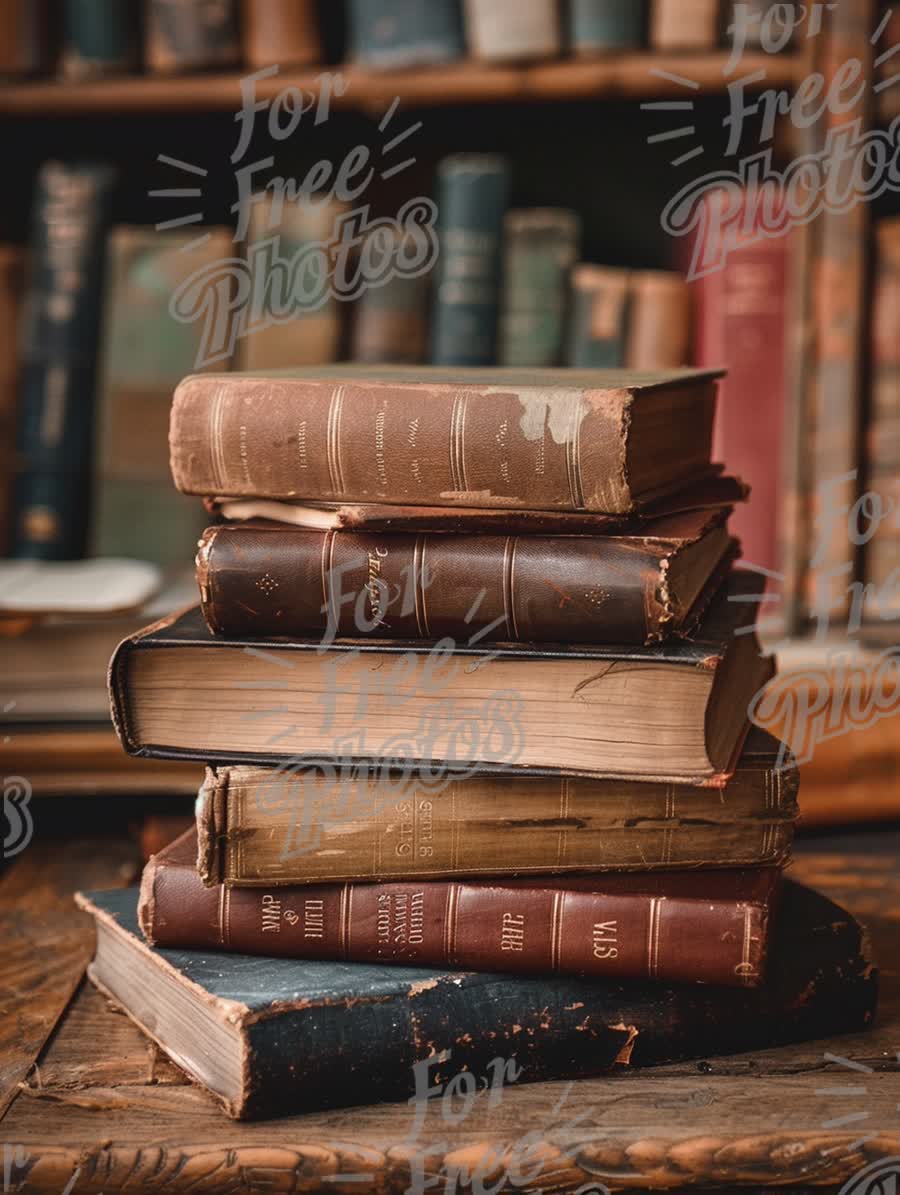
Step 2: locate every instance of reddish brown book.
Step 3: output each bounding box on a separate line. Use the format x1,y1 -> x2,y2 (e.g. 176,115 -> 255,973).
241,0 -> 319,67
692,190 -> 791,573
140,829 -> 780,988
169,366 -> 722,515
196,507 -> 738,644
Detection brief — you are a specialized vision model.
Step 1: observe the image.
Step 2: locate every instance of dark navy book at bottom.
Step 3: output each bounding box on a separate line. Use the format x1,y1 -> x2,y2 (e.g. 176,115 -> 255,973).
75,883 -> 876,1120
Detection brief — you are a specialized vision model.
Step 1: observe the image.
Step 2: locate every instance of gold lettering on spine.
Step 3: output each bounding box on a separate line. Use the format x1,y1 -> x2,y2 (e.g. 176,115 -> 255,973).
261,893 -> 281,933
209,385 -> 229,492
374,409 -> 388,489
338,883 -> 351,959
646,897 -> 663,978
449,392 -> 469,492
565,396 -> 585,510
501,536 -> 515,639
444,883 -> 461,964
500,912 -> 525,952
592,920 -> 618,959
414,535 -> 431,637
735,904 -> 759,984
304,898 -> 325,939
550,893 -> 563,971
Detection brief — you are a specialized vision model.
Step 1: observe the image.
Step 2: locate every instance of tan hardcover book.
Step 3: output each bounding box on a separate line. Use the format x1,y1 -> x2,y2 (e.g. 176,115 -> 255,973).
241,0 -> 320,67
197,727 -> 796,887
464,0 -> 561,61
169,365 -> 722,513
237,195 -> 346,371
650,0 -> 720,49
625,271 -> 692,370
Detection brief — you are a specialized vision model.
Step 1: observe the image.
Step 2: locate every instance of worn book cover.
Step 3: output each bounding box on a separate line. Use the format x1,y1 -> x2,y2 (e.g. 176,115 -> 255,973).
195,506 -> 738,643
197,727 -> 798,886
76,881 -> 877,1118
169,365 -> 723,514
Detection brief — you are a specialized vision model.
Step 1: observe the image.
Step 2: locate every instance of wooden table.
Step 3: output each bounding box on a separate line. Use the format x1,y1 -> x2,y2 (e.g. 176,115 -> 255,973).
1,830 -> 898,1194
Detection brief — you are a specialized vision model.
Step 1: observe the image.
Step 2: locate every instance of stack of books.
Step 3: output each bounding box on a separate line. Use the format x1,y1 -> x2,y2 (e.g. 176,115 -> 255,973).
78,366 -> 877,1121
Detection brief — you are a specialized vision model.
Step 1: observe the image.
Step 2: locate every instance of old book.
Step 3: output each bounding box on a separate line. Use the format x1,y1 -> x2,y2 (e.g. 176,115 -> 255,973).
567,265 -> 629,367
499,209 -> 580,367
61,0 -> 138,78
347,0 -> 464,67
0,0 -> 51,77
144,0 -> 241,72
625,271 -> 691,370
169,365 -> 722,514
692,189 -> 791,573
568,0 -> 644,52
12,162 -> 116,560
464,0 -> 561,61
92,225 -> 233,568
238,194 -> 346,371
865,218 -> 900,622
198,727 -> 797,886
431,155 -> 510,366
142,828 -> 781,988
351,230 -> 430,365
0,245 -> 24,554
649,0 -> 720,49
76,880 -> 877,1119
205,469 -> 749,532
241,0 -> 320,68
196,507 -> 738,643
109,572 -> 773,783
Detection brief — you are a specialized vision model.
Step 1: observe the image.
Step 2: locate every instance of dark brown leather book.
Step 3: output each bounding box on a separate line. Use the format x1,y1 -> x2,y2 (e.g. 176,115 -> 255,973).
196,507 -> 738,644
108,572 -> 774,784
169,365 -> 723,514
198,727 -> 797,887
76,881 -> 878,1119
141,828 -> 780,988
205,469 -> 749,533
241,0 -> 320,67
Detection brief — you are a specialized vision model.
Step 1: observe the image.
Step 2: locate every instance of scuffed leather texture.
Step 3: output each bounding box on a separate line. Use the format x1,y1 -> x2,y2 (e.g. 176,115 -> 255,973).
197,508 -> 735,643
79,883 -> 877,1119
141,829 -> 779,988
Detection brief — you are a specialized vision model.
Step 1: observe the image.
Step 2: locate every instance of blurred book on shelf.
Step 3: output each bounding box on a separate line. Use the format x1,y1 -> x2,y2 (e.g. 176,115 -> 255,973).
92,224 -> 234,569
499,208 -> 579,367
12,161 -> 116,561
144,0 -> 241,73
0,244 -> 24,555
60,0 -> 139,79
238,193 -> 347,370
464,0 -> 561,62
241,0 -> 321,68
0,0 -> 54,78
347,0 -> 465,68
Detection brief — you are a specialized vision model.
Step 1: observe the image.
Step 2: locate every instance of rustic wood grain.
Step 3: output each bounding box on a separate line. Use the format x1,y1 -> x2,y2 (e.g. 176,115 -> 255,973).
0,836 -> 898,1192
0,837 -> 140,1119
0,54 -> 799,117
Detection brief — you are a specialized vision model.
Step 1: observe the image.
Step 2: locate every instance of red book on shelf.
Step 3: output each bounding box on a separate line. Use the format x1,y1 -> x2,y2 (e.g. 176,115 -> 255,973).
689,190 -> 792,574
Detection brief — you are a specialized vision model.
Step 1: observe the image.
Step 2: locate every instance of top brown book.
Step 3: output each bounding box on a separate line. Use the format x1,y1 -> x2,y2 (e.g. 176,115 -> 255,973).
169,366 -> 722,514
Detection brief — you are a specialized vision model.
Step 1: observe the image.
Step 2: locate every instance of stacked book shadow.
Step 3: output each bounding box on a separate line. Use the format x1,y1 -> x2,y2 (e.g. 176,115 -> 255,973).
80,366 -> 877,1121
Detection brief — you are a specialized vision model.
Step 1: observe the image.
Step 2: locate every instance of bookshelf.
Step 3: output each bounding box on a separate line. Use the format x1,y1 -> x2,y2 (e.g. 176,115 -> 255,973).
0,52 -> 800,116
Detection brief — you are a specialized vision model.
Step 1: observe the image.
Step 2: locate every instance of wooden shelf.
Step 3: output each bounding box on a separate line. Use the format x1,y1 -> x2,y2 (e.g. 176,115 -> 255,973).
0,53 -> 800,116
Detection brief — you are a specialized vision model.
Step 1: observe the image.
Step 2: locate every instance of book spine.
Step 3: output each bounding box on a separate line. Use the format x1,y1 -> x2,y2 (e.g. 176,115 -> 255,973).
144,0 -> 241,72
198,760 -> 797,886
351,231 -> 430,365
691,192 -> 790,574
237,194 -> 345,370
169,371 -> 719,513
241,0 -> 320,68
140,860 -> 771,987
196,522 -> 685,643
864,219 -> 900,621
0,0 -> 51,76
12,162 -> 116,560
62,0 -> 139,77
649,0 -> 719,49
0,245 -> 24,554
431,154 -> 510,366
499,209 -> 580,367
567,264 -> 629,367
464,0 -> 561,61
568,0 -> 644,52
625,270 -> 691,370
347,0 -> 464,68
